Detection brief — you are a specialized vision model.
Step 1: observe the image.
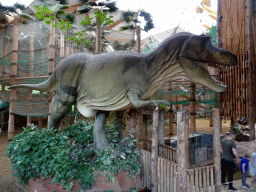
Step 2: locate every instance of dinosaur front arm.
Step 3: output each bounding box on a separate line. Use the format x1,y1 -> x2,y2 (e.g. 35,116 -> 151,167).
127,89 -> 170,108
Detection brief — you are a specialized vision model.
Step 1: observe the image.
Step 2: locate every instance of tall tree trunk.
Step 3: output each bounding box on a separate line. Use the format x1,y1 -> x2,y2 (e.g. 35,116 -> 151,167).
246,0 -> 255,140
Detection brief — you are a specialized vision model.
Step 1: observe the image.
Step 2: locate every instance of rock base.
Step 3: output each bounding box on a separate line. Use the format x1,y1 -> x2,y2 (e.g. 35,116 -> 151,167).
25,171 -> 143,192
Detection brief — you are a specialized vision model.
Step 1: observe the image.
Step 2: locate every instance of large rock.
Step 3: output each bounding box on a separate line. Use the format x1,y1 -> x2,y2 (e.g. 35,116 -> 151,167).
25,171 -> 143,192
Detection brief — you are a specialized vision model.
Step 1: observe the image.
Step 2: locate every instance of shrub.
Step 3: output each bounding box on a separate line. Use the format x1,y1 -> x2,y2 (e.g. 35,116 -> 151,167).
6,119 -> 141,191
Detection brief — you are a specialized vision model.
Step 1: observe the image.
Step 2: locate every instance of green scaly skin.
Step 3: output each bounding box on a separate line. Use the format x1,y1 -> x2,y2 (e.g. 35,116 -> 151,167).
10,32 -> 238,150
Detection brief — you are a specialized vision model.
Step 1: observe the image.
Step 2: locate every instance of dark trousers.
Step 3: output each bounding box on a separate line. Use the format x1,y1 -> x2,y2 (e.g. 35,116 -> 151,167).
241,172 -> 247,186
221,158 -> 235,188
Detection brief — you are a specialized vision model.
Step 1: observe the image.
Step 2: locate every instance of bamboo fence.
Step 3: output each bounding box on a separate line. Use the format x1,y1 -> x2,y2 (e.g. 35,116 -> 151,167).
218,0 -> 256,123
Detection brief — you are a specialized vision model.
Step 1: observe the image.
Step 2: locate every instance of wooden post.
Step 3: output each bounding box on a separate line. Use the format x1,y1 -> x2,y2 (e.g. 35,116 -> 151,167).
2,28 -> 8,103
116,111 -> 124,139
169,82 -> 174,135
129,109 -> 137,135
142,114 -> 148,150
27,32 -> 34,125
151,108 -> 159,192
38,91 -> 44,128
8,15 -> 19,140
60,32 -> 65,59
190,82 -> 196,133
95,21 -> 101,54
177,108 -> 190,192
159,109 -> 165,156
65,39 -> 70,57
216,0 -> 223,134
136,26 -> 141,53
209,112 -> 213,127
58,31 -> 65,131
212,108 -> 221,192
70,42 -> 74,55
246,0 -> 255,141
38,117 -> 43,128
137,108 -> 143,140
2,28 -> 7,79
48,19 -> 55,126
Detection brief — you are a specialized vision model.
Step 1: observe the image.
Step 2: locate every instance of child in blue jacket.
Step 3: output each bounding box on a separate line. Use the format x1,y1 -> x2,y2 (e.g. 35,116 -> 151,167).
240,153 -> 251,189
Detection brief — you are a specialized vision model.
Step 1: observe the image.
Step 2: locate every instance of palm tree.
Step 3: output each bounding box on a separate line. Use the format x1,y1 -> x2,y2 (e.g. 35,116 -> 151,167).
121,10 -> 154,53
77,0 -> 118,54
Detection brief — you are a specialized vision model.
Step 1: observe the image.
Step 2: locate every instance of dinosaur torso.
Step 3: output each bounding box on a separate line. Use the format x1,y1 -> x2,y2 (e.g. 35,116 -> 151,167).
74,33 -> 189,114
11,32 -> 238,131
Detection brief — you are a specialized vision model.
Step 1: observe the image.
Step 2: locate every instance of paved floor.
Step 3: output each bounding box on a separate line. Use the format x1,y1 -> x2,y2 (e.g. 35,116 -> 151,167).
222,179 -> 256,192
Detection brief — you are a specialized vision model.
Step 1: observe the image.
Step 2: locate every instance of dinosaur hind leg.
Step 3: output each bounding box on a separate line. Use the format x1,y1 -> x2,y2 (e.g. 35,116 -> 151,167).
94,111 -> 110,150
48,95 -> 73,129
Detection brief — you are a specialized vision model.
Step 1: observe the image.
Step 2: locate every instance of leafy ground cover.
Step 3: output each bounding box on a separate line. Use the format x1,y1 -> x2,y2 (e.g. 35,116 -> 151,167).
5,119 -> 141,191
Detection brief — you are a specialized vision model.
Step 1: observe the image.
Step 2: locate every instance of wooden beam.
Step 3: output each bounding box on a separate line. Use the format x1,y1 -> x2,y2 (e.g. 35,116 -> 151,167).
151,108 -> 159,192
63,4 -> 82,12
142,115 -> 148,150
60,32 -> 65,59
116,111 -> 124,139
8,15 -> 19,141
169,82 -> 174,135
190,82 -> 196,133
177,108 -> 189,192
105,19 -> 124,31
137,108 -> 143,141
27,32 -> 34,125
158,109 -> 165,157
129,109 -> 137,134
246,0 -> 255,141
95,21 -> 101,54
48,18 -> 55,126
212,108 -> 222,192
136,26 -> 141,53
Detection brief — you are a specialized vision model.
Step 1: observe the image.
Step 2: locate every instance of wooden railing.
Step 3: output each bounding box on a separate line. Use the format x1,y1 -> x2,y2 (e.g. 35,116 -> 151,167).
140,150 -> 215,192
186,165 -> 215,192
142,138 -> 178,164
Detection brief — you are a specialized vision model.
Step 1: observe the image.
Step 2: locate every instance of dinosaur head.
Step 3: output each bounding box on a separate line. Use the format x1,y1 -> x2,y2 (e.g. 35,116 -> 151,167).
179,35 -> 238,65
178,35 -> 238,92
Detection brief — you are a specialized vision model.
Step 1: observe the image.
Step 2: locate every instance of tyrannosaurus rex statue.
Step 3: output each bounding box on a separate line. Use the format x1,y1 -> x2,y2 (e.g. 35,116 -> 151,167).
10,32 -> 238,150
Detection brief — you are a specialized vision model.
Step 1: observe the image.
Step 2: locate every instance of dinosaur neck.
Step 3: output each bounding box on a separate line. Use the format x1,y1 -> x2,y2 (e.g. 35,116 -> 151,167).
141,33 -> 192,99
145,33 -> 191,73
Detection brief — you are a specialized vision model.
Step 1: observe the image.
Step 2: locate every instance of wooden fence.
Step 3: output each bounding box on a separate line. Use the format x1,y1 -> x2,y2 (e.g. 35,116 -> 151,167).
140,150 -> 215,192
142,138 -> 178,164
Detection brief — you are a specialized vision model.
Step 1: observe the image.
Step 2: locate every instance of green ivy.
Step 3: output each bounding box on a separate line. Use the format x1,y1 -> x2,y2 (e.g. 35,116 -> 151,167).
6,119 -> 141,191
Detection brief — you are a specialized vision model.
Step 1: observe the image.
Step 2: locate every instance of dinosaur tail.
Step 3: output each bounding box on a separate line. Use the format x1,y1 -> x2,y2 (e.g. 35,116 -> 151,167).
9,71 -> 57,92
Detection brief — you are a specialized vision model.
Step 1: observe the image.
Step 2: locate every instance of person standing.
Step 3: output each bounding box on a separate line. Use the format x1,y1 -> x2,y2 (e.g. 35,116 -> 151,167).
249,152 -> 256,184
239,153 -> 251,189
221,130 -> 240,191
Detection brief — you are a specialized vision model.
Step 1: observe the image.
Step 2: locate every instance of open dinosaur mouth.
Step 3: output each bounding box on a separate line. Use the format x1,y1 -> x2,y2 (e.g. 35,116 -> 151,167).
179,58 -> 227,92
211,77 -> 227,91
